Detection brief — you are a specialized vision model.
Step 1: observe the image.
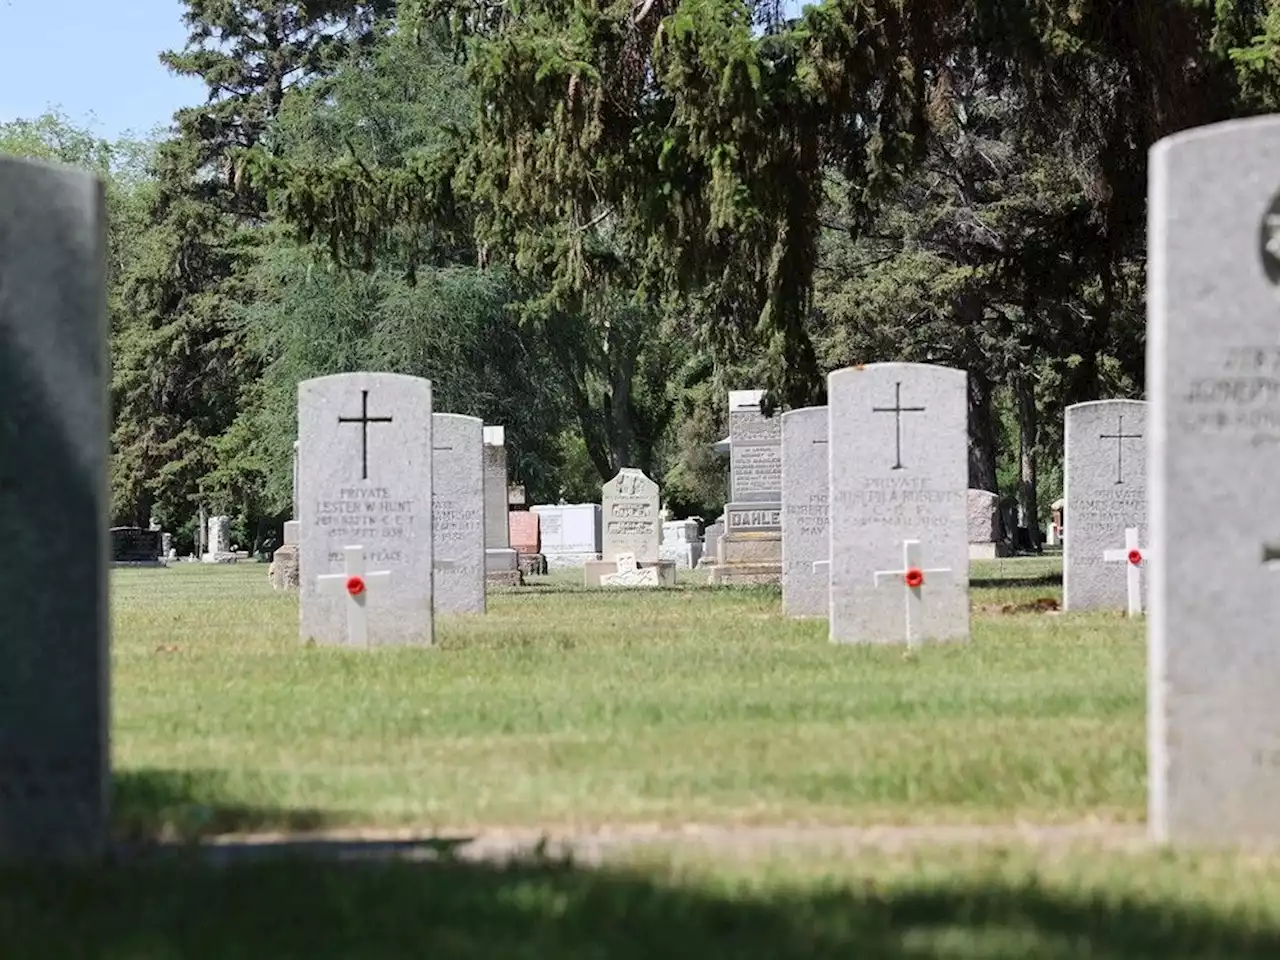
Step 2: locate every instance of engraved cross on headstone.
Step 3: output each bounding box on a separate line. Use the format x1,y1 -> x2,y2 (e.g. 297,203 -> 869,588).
872,382 -> 926,470
317,545 -> 392,647
338,390 -> 394,481
873,539 -> 953,648
1103,527 -> 1149,617
1098,414 -> 1143,485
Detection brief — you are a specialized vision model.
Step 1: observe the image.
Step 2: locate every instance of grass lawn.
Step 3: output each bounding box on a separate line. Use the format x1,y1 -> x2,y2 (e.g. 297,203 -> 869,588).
7,557 -> 1280,958
109,556 -> 1140,835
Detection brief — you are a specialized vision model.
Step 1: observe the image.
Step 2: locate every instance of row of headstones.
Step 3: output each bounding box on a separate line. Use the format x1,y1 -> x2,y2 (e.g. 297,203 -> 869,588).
7,116 -> 1280,857
779,395 -> 1152,626
518,503 -> 705,570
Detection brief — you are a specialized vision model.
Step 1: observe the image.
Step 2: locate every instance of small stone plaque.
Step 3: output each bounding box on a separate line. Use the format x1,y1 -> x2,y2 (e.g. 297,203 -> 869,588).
827,363 -> 969,644
1063,400 -> 1148,612
433,413 -> 485,615
299,373 -> 435,646
782,406 -> 828,617
601,469 -> 660,561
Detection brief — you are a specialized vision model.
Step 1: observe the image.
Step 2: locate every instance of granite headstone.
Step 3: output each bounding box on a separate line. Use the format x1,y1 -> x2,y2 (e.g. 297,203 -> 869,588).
1063,400 -> 1148,612
433,413 -> 485,615
781,406 -> 829,617
0,157 -> 110,860
601,468 -> 660,562
298,373 -> 435,645
1148,116 -> 1280,843
827,363 -> 969,645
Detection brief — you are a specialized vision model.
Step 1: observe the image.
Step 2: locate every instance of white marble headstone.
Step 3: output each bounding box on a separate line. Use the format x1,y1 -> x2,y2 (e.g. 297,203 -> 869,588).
1063,400 -> 1148,612
1148,116 -> 1280,844
827,363 -> 969,645
433,414 -> 485,615
298,373 -> 435,646
781,406 -> 829,617
601,468 -> 660,561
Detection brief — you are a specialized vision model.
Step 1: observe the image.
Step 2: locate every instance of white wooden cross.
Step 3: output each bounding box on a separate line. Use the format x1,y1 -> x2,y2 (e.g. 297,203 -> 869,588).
1102,527 -> 1149,617
317,544 -> 392,647
873,539 -> 953,648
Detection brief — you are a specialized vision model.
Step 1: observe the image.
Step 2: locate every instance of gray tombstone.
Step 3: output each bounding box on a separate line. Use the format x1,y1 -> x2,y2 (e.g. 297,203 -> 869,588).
781,406 -> 829,617
482,425 -> 518,576
0,157 -> 110,860
729,389 -> 783,505
711,389 -> 783,583
701,518 -> 725,566
1148,116 -> 1280,844
827,363 -> 969,645
432,413 -> 486,615
1062,400 -> 1148,612
298,373 -> 435,646
601,468 -> 661,562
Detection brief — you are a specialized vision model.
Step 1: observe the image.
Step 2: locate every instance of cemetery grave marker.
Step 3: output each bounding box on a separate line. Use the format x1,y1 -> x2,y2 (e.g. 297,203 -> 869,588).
1063,400 -> 1148,612
601,468 -> 661,562
298,373 -> 435,646
316,545 -> 393,647
1148,115 -> 1280,843
0,157 -> 110,860
827,363 -> 969,645
781,406 -> 829,617
873,540 -> 955,648
1102,527 -> 1150,617
433,414 -> 486,615
711,389 -> 784,584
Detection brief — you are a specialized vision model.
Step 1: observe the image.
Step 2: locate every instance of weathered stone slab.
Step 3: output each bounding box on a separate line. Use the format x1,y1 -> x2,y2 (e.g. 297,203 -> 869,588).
782,407 -> 829,617
1148,116 -> 1280,844
0,157 -> 110,860
298,373 -> 435,646
601,468 -> 660,562
827,363 -> 969,645
433,413 -> 485,615
533,503 -> 601,567
728,389 -> 782,506
1063,400 -> 1148,612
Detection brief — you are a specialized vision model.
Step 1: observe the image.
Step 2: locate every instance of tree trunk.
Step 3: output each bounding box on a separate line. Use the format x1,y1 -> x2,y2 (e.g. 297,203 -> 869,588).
1015,373 -> 1042,553
967,369 -> 999,492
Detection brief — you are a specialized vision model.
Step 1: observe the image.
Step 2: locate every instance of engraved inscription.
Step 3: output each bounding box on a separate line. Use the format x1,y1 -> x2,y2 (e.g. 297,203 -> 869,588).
833,476 -> 963,529
433,498 -> 483,545
1176,346 -> 1280,441
314,487 -> 416,566
732,444 -> 782,494
729,410 -> 782,444
1069,487 -> 1145,569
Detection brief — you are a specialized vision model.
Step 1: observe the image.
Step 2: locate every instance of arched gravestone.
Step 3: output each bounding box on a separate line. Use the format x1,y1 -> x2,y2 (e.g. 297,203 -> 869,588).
0,157 -> 110,861
298,373 -> 436,646
1148,116 -> 1280,844
1063,400 -> 1148,613
826,363 -> 969,646
432,413 -> 486,615
781,406 -> 829,618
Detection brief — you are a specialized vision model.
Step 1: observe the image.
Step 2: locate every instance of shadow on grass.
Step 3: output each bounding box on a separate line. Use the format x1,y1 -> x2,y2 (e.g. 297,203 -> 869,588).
2,848 -> 1279,958
113,769 -> 337,842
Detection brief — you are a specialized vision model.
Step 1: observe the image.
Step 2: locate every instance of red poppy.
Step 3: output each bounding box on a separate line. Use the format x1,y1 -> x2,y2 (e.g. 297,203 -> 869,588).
904,567 -> 925,588
1127,549 -> 1143,566
346,575 -> 366,596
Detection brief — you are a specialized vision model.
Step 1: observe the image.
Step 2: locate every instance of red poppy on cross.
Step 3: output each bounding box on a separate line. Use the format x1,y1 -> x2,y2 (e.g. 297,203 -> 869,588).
317,545 -> 392,646
874,540 -> 953,648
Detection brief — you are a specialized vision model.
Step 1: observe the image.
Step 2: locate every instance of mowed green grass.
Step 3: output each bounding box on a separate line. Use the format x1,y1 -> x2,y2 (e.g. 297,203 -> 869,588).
108,556 -> 1144,836
9,558 -> 1280,959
